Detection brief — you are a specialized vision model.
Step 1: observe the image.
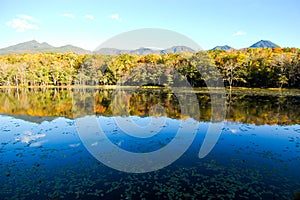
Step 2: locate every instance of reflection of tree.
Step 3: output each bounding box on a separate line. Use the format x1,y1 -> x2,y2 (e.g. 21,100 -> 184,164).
225,90 -> 300,125
127,88 -> 182,118
0,88 -> 299,125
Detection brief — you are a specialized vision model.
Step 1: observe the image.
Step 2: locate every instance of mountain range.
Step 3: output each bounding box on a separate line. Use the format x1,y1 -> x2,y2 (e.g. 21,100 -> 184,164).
0,40 -> 281,56
0,40 -> 91,55
211,40 -> 280,51
94,46 -> 195,55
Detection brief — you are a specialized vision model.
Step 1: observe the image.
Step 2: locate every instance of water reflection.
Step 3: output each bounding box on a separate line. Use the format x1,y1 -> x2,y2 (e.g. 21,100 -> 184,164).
0,88 -> 300,199
0,88 -> 299,125
0,114 -> 299,199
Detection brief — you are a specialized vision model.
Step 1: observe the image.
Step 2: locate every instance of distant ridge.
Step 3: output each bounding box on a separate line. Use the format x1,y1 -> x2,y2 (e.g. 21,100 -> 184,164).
164,46 -> 195,54
211,45 -> 234,51
94,45 -> 195,55
249,40 -> 279,49
0,40 -> 91,55
0,39 -> 285,56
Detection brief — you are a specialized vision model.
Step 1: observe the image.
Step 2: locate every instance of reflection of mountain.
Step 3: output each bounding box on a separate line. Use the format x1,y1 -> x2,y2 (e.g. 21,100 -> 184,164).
0,88 -> 299,125
0,114 -> 58,124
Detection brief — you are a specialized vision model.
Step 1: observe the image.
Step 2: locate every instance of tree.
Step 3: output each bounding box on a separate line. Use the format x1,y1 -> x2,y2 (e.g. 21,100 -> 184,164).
211,51 -> 247,89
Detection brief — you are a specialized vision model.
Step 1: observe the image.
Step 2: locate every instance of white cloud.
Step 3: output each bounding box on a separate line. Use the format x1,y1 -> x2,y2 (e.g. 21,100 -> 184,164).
110,13 -> 122,22
6,16 -> 40,32
63,13 -> 75,19
17,14 -> 40,22
85,14 -> 94,20
233,30 -> 246,37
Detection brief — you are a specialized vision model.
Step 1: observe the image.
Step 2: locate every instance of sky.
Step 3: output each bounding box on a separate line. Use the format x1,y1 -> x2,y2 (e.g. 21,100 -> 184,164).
1,0 -> 300,51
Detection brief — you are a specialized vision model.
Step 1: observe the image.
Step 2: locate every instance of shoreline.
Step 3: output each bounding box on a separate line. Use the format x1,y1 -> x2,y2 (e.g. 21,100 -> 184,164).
0,85 -> 299,90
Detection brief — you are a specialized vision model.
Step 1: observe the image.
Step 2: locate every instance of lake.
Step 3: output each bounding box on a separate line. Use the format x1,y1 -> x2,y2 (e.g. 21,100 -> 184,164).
0,88 -> 300,199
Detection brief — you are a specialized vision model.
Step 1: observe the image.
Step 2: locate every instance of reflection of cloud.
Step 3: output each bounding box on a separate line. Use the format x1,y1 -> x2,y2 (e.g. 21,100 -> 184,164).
30,140 -> 46,147
6,15 -> 40,32
230,129 -> 239,134
85,14 -> 94,20
233,30 -> 246,37
91,141 -> 98,146
117,140 -> 123,146
110,13 -> 122,22
63,13 -> 75,19
19,131 -> 46,144
69,143 -> 81,147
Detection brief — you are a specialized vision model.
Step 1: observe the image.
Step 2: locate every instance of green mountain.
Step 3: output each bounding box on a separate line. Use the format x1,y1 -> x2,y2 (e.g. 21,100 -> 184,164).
0,40 -> 91,55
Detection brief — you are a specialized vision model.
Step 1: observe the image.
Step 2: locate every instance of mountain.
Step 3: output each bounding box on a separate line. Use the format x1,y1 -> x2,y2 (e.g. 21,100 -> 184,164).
95,48 -> 125,55
249,40 -> 279,49
1,42 -> 196,56
54,45 -> 90,54
0,40 -> 283,56
164,46 -> 195,53
210,40 -> 280,51
0,40 -> 52,55
211,45 -> 234,51
94,45 -> 195,55
0,40 -> 91,55
129,47 -> 156,55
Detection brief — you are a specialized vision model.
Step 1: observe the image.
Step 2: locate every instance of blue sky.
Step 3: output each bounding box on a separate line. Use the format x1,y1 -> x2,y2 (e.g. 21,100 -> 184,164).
1,0 -> 300,50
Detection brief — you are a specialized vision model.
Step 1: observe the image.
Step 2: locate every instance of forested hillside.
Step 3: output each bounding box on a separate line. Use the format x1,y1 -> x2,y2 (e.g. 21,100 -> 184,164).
0,47 -> 299,88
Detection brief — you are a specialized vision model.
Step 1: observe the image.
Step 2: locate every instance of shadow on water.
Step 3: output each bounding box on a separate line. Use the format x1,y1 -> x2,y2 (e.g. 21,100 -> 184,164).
0,87 -> 300,199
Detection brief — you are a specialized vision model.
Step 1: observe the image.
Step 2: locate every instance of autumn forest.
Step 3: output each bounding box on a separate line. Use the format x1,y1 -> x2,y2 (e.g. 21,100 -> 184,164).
0,47 -> 300,88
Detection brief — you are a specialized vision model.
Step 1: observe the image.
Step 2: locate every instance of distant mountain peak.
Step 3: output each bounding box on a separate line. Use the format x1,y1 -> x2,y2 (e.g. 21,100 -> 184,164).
250,40 -> 279,49
0,39 -> 284,56
94,45 -> 195,55
211,45 -> 234,51
26,40 -> 38,43
0,40 -> 90,55
165,46 -> 195,53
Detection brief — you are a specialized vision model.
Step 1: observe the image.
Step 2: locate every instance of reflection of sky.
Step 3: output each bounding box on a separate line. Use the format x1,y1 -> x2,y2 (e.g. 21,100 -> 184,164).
1,114 -> 299,167
1,114 -> 299,154
0,114 -> 300,198
0,115 -> 81,168
205,122 -> 300,178
0,115 -> 79,148
0,115 -> 299,162
97,115 -> 185,152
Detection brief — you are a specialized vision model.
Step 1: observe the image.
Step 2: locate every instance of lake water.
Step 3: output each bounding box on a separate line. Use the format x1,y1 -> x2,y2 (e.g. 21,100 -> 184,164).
0,88 -> 299,199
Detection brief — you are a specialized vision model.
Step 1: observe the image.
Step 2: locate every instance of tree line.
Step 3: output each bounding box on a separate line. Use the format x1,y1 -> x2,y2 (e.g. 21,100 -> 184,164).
0,47 -> 299,88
